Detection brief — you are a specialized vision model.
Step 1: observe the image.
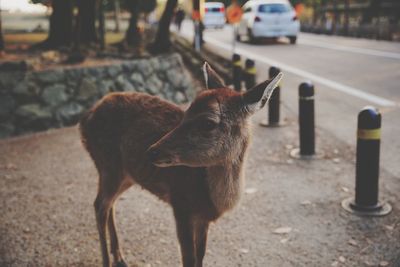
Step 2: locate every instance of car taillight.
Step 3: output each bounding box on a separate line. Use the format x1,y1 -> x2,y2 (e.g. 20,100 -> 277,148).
205,7 -> 209,12
220,7 -> 225,12
255,16 -> 261,22
292,15 -> 298,21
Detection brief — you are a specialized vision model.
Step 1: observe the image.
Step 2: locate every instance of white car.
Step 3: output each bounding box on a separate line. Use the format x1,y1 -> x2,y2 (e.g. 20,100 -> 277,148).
203,2 -> 226,29
237,0 -> 300,44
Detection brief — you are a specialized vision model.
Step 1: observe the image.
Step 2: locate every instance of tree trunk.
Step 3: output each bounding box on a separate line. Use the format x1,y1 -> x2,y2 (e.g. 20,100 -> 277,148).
149,0 -> 178,53
312,0 -> 318,26
76,0 -> 98,46
343,0 -> 349,36
331,0 -> 338,34
114,0 -> 121,33
32,0 -> 73,49
125,0 -> 142,46
99,0 -> 106,50
375,0 -> 381,39
0,11 -> 4,52
362,0 -> 379,24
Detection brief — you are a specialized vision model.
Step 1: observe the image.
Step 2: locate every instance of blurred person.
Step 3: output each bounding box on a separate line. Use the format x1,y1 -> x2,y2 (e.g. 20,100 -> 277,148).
174,8 -> 185,31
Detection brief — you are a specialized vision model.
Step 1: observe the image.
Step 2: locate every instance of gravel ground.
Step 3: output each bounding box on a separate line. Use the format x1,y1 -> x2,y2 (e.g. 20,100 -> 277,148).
0,107 -> 399,267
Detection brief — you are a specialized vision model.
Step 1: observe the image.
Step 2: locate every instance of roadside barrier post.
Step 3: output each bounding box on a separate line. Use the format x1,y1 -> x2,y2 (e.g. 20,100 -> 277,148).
232,54 -> 242,92
299,82 -> 315,155
342,106 -> 392,216
260,66 -> 282,127
244,59 -> 256,91
290,82 -> 323,159
268,66 -> 281,125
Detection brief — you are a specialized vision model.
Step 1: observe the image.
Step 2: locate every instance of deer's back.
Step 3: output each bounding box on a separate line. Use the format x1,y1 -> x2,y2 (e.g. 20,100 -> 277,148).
80,92 -> 219,220
81,91 -> 181,142
80,92 -> 184,171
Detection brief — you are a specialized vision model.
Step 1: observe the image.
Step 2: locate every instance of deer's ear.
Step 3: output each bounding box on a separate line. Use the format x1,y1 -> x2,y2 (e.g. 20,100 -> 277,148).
203,62 -> 226,90
242,72 -> 283,114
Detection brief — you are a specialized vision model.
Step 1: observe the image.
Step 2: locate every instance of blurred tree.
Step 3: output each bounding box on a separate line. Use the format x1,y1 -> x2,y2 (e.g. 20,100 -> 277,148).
298,0 -> 328,25
31,0 -> 73,49
149,0 -> 178,53
0,11 -> 4,52
362,0 -> 380,24
141,0 -> 157,14
123,0 -> 157,47
30,0 -> 51,8
125,0 -> 142,46
75,0 -> 98,46
113,0 -> 121,33
210,0 -> 247,7
343,0 -> 349,35
331,0 -> 338,34
99,0 -> 106,50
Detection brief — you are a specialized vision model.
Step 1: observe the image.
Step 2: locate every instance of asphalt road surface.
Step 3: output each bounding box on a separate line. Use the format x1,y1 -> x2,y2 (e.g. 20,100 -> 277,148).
178,20 -> 400,180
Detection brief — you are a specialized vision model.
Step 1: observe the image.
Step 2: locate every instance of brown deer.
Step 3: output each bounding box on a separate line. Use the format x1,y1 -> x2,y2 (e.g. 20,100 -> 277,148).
79,62 -> 282,267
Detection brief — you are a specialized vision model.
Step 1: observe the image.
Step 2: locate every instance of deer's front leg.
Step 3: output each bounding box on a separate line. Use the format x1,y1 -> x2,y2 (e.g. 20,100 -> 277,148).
194,220 -> 209,267
173,209 -> 196,267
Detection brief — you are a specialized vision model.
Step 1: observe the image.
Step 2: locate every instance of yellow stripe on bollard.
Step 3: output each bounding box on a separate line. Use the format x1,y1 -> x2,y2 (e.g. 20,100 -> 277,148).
357,128 -> 381,140
233,61 -> 241,67
245,67 -> 256,74
299,96 -> 314,101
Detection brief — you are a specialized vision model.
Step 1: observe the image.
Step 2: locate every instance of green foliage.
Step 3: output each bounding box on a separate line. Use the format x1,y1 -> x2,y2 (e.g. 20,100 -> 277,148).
205,0 -> 322,7
205,0 -> 249,7
120,0 -> 157,13
140,0 -> 157,14
31,0 -> 157,14
30,0 -> 52,6
291,0 -> 329,6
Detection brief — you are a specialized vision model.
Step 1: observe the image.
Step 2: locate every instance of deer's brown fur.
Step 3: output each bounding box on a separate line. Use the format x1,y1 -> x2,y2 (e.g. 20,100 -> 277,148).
80,63 -> 282,267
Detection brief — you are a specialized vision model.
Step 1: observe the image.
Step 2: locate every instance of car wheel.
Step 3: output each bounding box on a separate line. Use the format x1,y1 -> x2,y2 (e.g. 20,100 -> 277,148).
289,36 -> 297,44
248,28 -> 256,44
236,32 -> 241,42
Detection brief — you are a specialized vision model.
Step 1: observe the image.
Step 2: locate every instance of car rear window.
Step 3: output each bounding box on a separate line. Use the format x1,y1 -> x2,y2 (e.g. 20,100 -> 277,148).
258,4 -> 291,13
205,6 -> 225,13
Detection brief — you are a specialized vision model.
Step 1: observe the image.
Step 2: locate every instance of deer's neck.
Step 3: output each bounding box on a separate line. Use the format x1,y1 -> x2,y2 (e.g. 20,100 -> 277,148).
205,143 -> 248,215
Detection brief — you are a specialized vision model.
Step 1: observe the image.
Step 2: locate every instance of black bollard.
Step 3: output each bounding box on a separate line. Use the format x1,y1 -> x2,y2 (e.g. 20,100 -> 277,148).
244,59 -> 256,91
259,66 -> 283,127
299,82 -> 315,155
356,107 -> 381,207
268,66 -> 281,125
232,54 -> 242,92
342,106 -> 391,216
290,82 -> 323,159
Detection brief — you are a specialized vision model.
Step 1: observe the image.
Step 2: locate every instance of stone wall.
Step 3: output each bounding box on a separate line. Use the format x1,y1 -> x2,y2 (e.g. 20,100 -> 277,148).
0,53 -> 196,138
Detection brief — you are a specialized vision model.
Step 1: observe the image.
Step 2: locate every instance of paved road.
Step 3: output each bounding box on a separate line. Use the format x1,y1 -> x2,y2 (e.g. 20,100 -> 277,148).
178,20 -> 400,180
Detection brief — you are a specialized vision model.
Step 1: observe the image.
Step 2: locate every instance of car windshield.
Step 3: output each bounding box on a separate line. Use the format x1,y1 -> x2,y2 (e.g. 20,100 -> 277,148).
258,4 -> 291,13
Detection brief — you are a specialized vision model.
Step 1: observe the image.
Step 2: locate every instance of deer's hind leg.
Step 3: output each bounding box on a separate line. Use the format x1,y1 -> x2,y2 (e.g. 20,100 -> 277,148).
108,179 -> 133,267
94,168 -> 131,267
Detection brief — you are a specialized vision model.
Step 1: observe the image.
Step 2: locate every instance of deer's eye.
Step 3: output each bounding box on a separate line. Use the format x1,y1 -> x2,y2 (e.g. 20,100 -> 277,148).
199,119 -> 218,131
